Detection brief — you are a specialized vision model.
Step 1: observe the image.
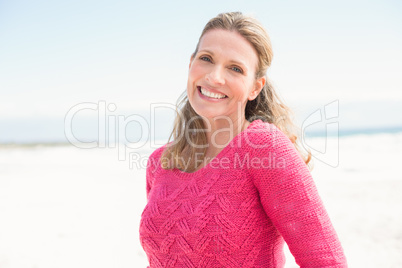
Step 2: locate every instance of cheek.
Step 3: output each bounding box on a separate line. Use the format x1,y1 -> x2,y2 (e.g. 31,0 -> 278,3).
233,79 -> 255,97
187,66 -> 196,88
189,63 -> 207,79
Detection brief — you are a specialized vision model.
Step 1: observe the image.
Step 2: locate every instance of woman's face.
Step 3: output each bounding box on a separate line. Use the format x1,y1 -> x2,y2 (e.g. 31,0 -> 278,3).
187,29 -> 265,123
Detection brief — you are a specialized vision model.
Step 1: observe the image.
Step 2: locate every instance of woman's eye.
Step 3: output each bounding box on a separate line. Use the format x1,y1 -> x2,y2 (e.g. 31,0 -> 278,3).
231,66 -> 243,73
200,56 -> 212,62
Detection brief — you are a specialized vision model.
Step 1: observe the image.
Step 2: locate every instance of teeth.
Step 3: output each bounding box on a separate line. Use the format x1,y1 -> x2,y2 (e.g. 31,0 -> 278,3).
200,87 -> 226,99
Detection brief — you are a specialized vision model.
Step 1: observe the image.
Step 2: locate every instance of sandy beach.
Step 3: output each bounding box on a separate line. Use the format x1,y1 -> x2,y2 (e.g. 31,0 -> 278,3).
1,132 -> 401,267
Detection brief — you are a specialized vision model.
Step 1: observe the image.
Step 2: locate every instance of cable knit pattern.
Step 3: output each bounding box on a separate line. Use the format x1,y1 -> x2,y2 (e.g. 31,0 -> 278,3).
139,119 -> 347,267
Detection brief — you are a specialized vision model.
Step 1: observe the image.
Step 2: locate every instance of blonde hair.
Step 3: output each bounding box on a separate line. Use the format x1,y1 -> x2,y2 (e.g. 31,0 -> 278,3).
161,12 -> 311,172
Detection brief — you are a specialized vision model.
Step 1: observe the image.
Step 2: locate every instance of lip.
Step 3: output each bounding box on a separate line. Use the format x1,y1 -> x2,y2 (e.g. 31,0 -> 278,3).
197,86 -> 228,102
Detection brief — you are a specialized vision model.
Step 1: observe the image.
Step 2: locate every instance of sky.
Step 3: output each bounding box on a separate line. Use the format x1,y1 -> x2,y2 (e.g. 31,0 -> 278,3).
0,0 -> 401,142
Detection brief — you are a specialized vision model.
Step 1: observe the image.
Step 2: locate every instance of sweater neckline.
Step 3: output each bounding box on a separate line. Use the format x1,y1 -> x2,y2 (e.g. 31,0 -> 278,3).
171,119 -> 263,179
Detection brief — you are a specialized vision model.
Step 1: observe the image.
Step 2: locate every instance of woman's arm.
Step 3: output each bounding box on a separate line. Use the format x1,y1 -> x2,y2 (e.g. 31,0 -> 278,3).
247,125 -> 347,267
145,147 -> 164,201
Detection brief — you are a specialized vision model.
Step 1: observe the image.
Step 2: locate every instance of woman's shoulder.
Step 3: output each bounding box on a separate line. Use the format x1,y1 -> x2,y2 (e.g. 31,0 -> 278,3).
146,144 -> 169,173
148,144 -> 167,160
242,119 -> 290,149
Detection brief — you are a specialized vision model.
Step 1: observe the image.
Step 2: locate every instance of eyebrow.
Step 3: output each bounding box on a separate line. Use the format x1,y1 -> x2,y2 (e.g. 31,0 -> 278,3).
198,49 -> 248,71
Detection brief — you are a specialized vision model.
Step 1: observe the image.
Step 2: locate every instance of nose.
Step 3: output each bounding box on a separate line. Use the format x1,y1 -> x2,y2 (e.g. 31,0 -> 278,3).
205,66 -> 225,85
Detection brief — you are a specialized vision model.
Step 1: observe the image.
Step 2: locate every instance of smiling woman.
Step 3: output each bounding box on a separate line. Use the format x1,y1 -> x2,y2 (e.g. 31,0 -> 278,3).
187,29 -> 264,122
139,12 -> 348,267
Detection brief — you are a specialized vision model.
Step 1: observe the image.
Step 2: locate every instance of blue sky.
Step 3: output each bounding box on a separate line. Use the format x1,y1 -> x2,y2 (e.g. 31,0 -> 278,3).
0,0 -> 401,142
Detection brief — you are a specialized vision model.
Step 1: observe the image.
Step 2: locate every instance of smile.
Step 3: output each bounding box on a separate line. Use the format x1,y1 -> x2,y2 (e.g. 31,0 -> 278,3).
198,86 -> 227,99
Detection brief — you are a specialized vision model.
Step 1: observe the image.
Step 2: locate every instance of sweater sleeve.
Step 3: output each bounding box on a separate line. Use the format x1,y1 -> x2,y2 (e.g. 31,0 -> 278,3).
145,158 -> 153,201
247,125 -> 347,267
145,147 -> 164,201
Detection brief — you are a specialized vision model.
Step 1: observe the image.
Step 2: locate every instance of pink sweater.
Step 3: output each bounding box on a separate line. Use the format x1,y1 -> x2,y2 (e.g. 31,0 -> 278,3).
139,119 -> 347,267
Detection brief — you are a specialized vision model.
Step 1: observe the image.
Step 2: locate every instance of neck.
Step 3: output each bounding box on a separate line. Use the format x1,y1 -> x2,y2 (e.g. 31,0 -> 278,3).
203,116 -> 249,155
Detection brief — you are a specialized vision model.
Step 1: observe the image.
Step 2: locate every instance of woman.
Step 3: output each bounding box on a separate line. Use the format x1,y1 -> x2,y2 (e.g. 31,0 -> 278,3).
140,12 -> 347,267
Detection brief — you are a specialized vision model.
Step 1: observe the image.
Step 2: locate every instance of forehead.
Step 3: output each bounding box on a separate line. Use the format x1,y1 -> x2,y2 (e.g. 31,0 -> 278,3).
198,29 -> 259,69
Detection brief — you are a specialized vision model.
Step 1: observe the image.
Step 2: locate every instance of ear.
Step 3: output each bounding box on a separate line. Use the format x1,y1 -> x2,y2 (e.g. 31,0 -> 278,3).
248,76 -> 266,101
